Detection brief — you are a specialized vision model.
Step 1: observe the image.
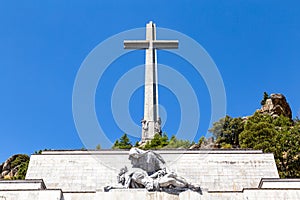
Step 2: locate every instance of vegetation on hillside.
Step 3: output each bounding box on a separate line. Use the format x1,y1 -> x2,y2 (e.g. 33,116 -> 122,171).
209,112 -> 300,178
112,133 -> 133,149
15,159 -> 29,180
241,113 -> 300,178
260,91 -> 270,105
12,154 -> 29,180
0,154 -> 29,180
112,133 -> 193,150
143,133 -> 192,150
209,115 -> 244,148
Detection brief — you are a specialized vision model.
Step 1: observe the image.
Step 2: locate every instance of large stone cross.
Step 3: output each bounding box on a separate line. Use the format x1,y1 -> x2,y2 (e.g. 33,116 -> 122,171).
124,21 -> 178,142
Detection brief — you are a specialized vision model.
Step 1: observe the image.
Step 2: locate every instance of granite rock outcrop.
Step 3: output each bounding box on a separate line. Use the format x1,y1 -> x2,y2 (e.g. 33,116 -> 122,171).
0,154 -> 29,179
259,93 -> 292,119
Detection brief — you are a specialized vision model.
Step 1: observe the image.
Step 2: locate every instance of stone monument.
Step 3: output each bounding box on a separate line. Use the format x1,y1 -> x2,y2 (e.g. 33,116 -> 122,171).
0,21 -> 300,199
105,148 -> 200,194
124,21 -> 178,142
0,149 -> 299,199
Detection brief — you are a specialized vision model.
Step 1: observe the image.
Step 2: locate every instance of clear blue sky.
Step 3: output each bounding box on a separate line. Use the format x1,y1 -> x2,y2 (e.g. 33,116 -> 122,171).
1,1 -> 299,162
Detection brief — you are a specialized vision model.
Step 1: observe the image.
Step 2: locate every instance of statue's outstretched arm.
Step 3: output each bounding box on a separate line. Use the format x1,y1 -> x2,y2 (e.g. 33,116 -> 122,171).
149,168 -> 166,179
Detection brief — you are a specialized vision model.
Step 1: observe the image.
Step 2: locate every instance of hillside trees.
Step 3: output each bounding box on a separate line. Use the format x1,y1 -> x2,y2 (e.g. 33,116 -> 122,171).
112,133 -> 192,150
209,112 -> 300,178
239,112 -> 299,178
261,92 -> 270,105
143,134 -> 191,150
112,133 -> 133,149
143,133 -> 169,150
209,115 -> 244,148
0,154 -> 29,180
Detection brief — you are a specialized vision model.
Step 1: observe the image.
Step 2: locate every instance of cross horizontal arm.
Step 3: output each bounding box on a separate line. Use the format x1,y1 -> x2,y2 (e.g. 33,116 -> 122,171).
124,40 -> 149,49
153,40 -> 178,49
124,40 -> 179,49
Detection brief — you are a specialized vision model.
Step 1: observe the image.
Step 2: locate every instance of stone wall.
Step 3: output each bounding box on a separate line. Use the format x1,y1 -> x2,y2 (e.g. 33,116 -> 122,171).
0,150 -> 299,199
26,150 -> 279,192
0,190 -> 62,200
0,187 -> 299,200
259,178 -> 300,189
0,179 -> 45,190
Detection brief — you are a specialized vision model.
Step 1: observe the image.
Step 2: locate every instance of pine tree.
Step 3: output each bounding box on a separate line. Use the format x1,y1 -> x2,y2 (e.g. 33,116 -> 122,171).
112,134 -> 132,149
260,92 -> 269,105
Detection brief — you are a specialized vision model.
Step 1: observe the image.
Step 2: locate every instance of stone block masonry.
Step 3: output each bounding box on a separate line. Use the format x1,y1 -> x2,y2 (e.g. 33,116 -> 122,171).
0,149 -> 299,199
26,149 -> 279,192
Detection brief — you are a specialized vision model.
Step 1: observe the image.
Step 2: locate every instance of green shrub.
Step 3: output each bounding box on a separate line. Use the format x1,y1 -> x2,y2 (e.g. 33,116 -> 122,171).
15,160 -> 29,180
11,154 -> 29,168
112,133 -> 132,149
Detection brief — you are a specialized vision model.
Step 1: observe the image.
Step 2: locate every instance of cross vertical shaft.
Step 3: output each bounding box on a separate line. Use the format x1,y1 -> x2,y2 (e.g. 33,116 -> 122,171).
143,22 -> 159,141
124,21 -> 178,142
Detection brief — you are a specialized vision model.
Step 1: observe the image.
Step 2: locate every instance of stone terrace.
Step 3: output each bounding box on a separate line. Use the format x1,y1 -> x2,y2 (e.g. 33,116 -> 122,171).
26,149 -> 279,192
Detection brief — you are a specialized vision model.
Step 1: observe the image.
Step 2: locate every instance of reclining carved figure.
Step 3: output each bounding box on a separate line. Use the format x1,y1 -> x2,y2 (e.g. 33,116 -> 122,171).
105,148 -> 200,193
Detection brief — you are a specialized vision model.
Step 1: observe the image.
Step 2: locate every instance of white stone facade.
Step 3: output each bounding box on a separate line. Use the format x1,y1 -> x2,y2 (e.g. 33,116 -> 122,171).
25,150 -> 279,192
0,149 -> 299,199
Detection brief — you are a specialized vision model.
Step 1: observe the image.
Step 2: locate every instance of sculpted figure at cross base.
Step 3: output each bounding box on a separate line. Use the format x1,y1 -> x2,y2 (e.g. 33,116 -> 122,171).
105,148 -> 200,194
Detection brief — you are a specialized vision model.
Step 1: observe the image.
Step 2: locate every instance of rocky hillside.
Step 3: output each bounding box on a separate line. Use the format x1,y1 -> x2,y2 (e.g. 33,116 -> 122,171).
191,93 -> 294,151
206,93 -> 300,178
0,154 -> 29,180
